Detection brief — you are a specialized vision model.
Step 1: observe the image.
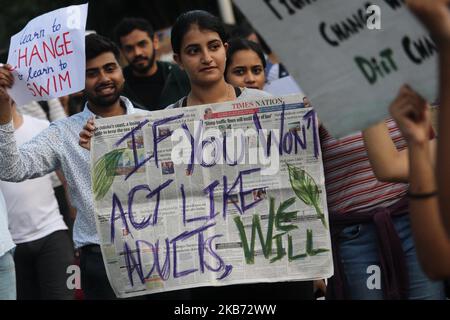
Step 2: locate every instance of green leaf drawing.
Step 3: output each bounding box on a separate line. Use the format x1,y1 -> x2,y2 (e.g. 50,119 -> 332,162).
287,163 -> 327,229
92,148 -> 126,201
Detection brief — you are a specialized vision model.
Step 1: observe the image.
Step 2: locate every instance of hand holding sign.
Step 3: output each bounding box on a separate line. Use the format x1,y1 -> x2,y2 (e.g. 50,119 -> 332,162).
79,116 -> 96,150
0,64 -> 14,89
389,85 -> 430,145
234,0 -> 439,138
6,4 -> 88,106
0,64 -> 15,125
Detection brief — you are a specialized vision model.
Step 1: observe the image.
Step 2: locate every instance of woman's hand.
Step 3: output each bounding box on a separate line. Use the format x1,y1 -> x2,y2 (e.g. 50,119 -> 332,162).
0,64 -> 15,124
389,85 -> 431,145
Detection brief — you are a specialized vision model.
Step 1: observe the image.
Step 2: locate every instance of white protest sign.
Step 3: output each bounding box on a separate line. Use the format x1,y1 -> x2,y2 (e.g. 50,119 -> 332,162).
7,4 -> 88,106
91,95 -> 333,298
264,76 -> 304,95
234,0 -> 438,138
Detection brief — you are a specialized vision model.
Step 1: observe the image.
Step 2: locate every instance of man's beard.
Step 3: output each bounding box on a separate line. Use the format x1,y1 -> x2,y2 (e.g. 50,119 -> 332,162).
131,48 -> 156,75
86,82 -> 124,108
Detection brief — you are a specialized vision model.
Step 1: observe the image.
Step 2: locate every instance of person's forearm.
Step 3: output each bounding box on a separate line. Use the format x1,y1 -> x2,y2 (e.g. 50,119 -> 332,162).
437,43 -> 450,235
409,141 -> 435,193
408,140 -> 450,279
362,121 -> 409,182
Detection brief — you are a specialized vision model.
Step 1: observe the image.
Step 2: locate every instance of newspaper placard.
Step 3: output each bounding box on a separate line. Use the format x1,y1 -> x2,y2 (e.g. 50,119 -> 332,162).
6,4 -> 88,106
91,94 -> 333,298
234,0 -> 438,138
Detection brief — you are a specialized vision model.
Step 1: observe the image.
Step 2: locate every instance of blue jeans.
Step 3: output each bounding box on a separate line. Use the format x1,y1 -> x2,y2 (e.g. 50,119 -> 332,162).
339,214 -> 445,300
0,250 -> 16,300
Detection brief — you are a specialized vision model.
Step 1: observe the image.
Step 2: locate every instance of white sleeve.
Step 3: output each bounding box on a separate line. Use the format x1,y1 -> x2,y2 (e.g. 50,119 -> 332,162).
0,121 -> 61,182
16,101 -> 46,120
47,99 -> 67,121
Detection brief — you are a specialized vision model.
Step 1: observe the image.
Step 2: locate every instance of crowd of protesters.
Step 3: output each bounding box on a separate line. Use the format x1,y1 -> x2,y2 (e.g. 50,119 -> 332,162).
0,0 -> 449,300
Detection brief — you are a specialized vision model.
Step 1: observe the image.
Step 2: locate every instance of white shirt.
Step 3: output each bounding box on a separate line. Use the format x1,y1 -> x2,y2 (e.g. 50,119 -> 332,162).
0,115 -> 67,244
16,99 -> 67,188
0,97 -> 146,248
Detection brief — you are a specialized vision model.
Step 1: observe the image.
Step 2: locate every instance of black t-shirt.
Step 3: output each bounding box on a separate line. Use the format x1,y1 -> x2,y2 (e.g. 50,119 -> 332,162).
123,65 -> 166,111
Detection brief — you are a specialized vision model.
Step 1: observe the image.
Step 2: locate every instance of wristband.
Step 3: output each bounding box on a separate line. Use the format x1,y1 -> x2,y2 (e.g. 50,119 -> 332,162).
407,190 -> 438,199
